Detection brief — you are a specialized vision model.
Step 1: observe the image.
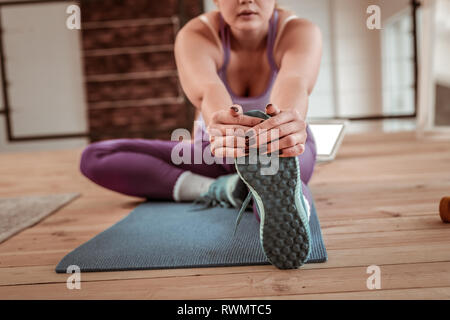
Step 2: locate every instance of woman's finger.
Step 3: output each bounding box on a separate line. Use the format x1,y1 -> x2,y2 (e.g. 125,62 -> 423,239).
212,146 -> 248,158
255,142 -> 305,158
247,127 -> 281,148
245,110 -> 296,138
265,103 -> 281,117
210,135 -> 247,151
279,143 -> 306,157
212,108 -> 264,127
248,120 -> 304,147
207,124 -> 253,137
261,132 -> 306,155
230,104 -> 243,117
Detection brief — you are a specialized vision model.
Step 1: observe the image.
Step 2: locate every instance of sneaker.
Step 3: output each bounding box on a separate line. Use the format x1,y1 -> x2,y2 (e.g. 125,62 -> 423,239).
253,194 -> 311,222
192,173 -> 249,209
234,110 -> 311,269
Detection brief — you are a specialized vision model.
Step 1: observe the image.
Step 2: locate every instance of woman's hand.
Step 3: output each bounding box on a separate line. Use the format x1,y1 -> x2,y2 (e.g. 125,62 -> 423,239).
208,104 -> 264,158
247,104 -> 307,157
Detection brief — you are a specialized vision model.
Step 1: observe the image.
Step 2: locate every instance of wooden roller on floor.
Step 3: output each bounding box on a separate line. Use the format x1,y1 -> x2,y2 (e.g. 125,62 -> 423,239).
440,197 -> 450,223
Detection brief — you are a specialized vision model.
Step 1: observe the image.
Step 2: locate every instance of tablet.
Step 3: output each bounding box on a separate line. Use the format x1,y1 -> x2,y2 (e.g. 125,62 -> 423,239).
307,119 -> 349,163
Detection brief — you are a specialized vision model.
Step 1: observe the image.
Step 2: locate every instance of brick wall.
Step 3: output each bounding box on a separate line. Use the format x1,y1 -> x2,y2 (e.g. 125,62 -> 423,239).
80,0 -> 203,142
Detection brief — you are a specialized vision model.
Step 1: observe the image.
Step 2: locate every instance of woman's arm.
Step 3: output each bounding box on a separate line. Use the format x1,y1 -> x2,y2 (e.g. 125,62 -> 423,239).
271,18 -> 322,119
174,23 -> 232,126
247,18 -> 323,157
174,21 -> 262,156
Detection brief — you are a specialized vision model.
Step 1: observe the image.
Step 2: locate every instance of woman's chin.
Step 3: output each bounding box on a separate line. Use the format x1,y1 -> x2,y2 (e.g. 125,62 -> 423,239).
233,20 -> 263,32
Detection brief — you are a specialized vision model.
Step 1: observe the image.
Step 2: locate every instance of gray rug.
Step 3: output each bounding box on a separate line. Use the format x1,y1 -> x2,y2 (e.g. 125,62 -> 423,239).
0,193 -> 81,244
55,187 -> 327,272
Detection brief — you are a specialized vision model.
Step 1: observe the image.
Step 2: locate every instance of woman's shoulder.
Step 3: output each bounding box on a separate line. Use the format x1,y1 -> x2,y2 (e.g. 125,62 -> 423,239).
273,8 -> 322,68
175,11 -> 223,67
276,7 -> 297,19
178,11 -> 222,45
275,7 -> 320,36
177,12 -> 223,53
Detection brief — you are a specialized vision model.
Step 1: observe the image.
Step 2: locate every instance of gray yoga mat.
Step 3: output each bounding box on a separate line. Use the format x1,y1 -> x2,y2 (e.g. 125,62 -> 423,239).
55,188 -> 327,273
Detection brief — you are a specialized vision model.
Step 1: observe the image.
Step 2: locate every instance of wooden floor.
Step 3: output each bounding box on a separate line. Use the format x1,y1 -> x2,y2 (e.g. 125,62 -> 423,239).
1,130 -> 450,299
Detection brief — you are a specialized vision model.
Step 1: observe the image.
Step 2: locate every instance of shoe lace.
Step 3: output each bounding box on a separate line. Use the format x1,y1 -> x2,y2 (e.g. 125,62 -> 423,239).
233,191 -> 253,236
190,180 -> 232,211
190,182 -> 253,237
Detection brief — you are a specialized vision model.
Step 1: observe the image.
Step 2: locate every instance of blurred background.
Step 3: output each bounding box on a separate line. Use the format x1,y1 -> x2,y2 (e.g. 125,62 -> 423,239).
0,0 -> 448,153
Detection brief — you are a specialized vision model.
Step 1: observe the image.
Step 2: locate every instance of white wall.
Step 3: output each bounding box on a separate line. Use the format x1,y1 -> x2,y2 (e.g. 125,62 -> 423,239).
278,0 -> 336,119
378,0 -> 411,21
380,0 -> 415,115
280,0 -> 388,118
332,0 -> 384,117
434,0 -> 450,86
0,1 -> 88,153
416,0 -> 450,131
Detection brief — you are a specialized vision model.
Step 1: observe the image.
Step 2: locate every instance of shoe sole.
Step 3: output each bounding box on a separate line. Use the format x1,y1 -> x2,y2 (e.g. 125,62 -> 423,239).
235,155 -> 311,269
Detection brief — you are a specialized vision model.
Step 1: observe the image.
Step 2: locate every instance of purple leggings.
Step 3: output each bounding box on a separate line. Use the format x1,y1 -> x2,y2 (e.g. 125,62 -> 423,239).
80,125 -> 317,221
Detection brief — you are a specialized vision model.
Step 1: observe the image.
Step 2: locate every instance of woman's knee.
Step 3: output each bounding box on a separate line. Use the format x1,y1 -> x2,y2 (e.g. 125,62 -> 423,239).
79,142 -> 107,181
79,139 -> 130,178
298,132 -> 317,184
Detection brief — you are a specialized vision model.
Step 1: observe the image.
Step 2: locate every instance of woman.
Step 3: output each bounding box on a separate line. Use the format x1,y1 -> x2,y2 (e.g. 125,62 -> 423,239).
80,0 -> 322,269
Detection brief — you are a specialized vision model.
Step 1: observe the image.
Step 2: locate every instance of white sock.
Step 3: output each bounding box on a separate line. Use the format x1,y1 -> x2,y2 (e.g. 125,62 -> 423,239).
303,195 -> 311,220
173,171 -> 215,202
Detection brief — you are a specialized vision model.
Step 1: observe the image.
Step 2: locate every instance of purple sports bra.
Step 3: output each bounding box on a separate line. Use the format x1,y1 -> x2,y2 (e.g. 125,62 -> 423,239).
194,9 -> 280,143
